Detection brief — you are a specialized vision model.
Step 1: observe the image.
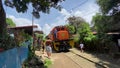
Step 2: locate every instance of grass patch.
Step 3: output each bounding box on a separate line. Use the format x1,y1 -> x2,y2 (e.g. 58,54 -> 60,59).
44,58 -> 52,68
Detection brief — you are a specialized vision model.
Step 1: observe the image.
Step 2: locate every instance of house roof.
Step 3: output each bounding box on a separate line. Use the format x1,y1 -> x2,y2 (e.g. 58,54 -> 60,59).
92,31 -> 120,35
34,30 -> 43,34
8,25 -> 38,29
8,25 -> 38,35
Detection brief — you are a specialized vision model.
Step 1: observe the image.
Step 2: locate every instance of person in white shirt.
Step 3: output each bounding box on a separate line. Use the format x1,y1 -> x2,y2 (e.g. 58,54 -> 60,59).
80,42 -> 84,52
46,39 -> 52,59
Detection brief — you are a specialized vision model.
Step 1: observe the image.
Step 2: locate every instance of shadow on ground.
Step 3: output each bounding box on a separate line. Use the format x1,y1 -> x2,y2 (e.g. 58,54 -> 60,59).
75,47 -> 120,68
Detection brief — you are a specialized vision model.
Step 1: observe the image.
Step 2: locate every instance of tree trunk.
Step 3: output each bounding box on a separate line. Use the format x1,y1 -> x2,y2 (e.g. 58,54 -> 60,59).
0,0 -> 7,39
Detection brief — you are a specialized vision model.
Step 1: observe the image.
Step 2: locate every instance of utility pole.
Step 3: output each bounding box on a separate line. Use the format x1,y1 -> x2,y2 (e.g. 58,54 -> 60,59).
32,15 -> 34,37
32,14 -> 34,47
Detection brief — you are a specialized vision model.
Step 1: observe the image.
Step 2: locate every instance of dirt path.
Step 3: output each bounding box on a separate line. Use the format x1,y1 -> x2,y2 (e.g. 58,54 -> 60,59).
65,52 -> 102,68
36,48 -> 118,68
50,52 -> 81,68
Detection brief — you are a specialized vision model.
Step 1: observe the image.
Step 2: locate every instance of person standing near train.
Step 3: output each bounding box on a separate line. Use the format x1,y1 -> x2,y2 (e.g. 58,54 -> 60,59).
46,39 -> 52,59
54,28 -> 58,39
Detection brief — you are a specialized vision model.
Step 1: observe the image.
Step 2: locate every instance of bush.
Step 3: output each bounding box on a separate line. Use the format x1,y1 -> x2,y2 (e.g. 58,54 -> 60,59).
22,55 -> 44,68
44,58 -> 52,68
0,35 -> 16,50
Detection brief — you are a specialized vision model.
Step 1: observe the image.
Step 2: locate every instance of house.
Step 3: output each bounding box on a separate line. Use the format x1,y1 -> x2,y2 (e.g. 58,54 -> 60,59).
8,25 -> 38,36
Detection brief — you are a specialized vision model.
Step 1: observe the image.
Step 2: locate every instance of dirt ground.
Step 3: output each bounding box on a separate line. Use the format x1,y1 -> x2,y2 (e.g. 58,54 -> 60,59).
50,52 -> 81,68
35,51 -> 81,68
35,48 -> 120,68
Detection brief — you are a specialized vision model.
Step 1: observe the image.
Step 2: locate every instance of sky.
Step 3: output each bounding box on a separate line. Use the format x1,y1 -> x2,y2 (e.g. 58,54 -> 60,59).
3,0 -> 99,35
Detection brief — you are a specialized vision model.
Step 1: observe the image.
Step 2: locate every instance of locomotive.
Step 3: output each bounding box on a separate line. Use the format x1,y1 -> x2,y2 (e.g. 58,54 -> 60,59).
48,26 -> 74,51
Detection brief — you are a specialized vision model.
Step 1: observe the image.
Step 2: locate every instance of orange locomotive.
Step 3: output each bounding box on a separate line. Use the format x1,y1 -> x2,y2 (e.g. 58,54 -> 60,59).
48,26 -> 74,51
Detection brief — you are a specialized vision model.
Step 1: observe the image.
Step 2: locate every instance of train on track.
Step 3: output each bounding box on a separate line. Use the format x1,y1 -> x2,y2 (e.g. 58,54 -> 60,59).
48,26 -> 74,52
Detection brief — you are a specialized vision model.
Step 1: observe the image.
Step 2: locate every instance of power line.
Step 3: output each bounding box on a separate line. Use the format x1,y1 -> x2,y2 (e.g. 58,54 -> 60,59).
65,0 -> 88,17
68,0 -> 88,13
67,0 -> 99,17
60,0 -> 98,23
71,0 -> 88,11
82,10 -> 99,17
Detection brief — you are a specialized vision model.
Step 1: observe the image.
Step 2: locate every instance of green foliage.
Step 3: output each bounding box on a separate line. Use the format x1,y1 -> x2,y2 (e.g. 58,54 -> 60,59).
67,16 -> 86,33
6,18 -> 16,27
35,33 -> 44,39
97,0 -> 120,15
91,13 -> 115,52
94,0 -> 120,42
15,30 -> 32,46
0,17 -> 16,49
0,0 -> 64,50
73,34 -> 79,42
0,34 -> 16,50
23,54 -> 44,68
67,16 -> 96,48
92,13 -> 113,33
67,16 -> 85,27
4,0 -> 64,18
92,14 -> 118,53
28,44 -> 35,60
22,33 -> 31,41
0,28 -> 8,39
96,0 -> 120,32
66,24 -> 75,34
78,22 -> 94,42
74,22 -> 96,51
90,1 -> 120,47
44,58 -> 52,68
73,34 -> 80,47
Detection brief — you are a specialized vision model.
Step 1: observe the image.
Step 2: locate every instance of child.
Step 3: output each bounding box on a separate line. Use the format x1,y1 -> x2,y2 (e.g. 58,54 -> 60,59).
80,42 -> 84,52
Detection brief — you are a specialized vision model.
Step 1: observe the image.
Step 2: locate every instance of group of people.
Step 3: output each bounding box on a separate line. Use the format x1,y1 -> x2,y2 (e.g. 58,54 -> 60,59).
34,33 -> 84,59
37,37 -> 45,53
37,37 -> 52,59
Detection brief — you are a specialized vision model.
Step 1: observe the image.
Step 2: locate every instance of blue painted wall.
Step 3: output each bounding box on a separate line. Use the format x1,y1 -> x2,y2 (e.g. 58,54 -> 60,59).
0,42 -> 30,68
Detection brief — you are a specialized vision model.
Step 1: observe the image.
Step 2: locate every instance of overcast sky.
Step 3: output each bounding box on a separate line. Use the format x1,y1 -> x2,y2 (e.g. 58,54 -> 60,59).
3,0 -> 99,35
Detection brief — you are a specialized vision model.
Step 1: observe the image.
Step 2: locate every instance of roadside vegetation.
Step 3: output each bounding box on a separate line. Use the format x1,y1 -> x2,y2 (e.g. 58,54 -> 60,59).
0,18 -> 16,50
66,0 -> 120,59
0,0 -> 64,50
0,0 -> 120,67
0,1 -> 64,67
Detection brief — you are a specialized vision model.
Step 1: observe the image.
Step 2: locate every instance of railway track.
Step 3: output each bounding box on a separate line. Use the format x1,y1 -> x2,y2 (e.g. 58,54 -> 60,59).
64,51 -> 107,68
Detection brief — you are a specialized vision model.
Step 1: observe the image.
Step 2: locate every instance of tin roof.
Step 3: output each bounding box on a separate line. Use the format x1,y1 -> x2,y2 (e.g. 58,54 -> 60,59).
8,25 -> 38,35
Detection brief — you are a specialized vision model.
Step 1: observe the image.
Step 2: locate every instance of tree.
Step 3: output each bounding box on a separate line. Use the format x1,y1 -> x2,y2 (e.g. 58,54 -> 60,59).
92,13 -> 115,52
65,24 -> 75,34
67,16 -> 85,28
77,22 -> 95,42
95,0 -> 120,33
67,16 -> 86,33
6,18 -> 16,27
67,16 -> 93,41
92,13 -> 113,33
94,0 -> 120,42
97,0 -> 120,15
67,16 -> 95,48
96,0 -> 120,32
0,0 -> 7,39
0,0 -> 64,39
